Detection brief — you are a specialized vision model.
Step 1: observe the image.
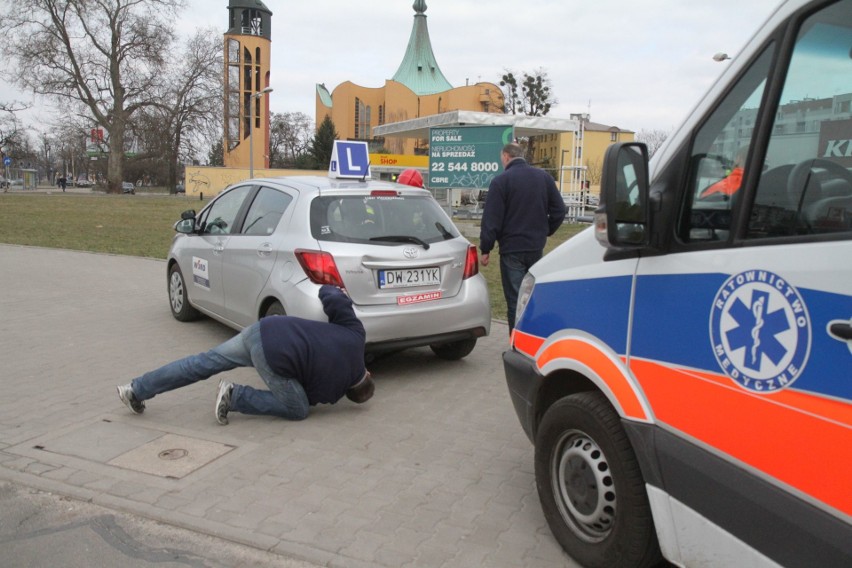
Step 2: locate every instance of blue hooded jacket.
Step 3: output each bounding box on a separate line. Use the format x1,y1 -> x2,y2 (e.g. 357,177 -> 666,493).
259,286 -> 366,405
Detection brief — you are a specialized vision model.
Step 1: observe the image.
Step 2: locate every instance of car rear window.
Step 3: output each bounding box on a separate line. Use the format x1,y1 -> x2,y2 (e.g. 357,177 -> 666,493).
310,194 -> 460,244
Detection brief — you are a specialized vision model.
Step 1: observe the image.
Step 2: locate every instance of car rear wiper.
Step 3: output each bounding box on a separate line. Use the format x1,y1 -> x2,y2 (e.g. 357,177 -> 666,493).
369,235 -> 430,249
435,222 -> 453,239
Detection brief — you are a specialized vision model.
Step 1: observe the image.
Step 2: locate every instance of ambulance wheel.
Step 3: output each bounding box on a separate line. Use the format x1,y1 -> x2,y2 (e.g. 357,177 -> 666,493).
430,338 -> 476,360
168,264 -> 200,322
535,392 -> 661,568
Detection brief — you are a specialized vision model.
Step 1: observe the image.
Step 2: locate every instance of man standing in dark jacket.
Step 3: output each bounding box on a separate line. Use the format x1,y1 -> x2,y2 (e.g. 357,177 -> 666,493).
116,286 -> 373,424
479,143 -> 566,332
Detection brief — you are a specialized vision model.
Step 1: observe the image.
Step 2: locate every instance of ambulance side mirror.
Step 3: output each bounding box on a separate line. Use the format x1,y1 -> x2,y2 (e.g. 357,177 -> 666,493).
596,142 -> 650,248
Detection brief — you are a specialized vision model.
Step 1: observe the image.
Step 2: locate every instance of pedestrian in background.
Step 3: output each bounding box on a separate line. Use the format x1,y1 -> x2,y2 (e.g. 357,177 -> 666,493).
479,143 -> 566,332
117,285 -> 374,424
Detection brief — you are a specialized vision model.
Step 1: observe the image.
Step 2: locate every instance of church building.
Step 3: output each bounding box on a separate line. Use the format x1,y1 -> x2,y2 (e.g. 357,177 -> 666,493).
315,1 -> 504,156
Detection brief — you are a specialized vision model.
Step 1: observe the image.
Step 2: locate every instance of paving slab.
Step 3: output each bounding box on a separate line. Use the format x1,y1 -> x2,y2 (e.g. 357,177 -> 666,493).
0,244 -> 579,567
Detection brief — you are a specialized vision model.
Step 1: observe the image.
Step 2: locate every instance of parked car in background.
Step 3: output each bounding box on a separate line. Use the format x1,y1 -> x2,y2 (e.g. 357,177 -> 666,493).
121,182 -> 135,194
74,178 -> 92,188
166,176 -> 491,360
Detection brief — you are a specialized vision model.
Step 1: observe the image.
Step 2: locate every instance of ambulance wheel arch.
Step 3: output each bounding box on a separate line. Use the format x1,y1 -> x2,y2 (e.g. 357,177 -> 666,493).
534,392 -> 661,568
533,333 -> 654,432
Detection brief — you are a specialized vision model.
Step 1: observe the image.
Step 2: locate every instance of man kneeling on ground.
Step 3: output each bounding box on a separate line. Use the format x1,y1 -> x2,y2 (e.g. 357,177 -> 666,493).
117,285 -> 373,424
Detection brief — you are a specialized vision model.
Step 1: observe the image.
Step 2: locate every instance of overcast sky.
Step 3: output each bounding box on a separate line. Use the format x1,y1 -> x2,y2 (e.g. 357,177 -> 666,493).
5,0 -> 783,136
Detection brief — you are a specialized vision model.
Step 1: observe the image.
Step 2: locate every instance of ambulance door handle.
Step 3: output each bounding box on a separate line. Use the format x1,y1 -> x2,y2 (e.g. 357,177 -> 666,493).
829,322 -> 852,340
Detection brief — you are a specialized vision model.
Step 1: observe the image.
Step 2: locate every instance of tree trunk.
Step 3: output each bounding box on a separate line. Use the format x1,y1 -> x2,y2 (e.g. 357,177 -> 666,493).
164,126 -> 180,194
106,119 -> 126,194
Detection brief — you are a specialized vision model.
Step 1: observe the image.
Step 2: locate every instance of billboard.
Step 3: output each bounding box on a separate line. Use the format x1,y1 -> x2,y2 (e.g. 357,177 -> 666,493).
428,125 -> 513,189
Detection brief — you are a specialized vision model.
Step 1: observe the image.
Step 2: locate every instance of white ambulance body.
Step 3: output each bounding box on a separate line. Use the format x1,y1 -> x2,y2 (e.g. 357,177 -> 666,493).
503,1 -> 852,566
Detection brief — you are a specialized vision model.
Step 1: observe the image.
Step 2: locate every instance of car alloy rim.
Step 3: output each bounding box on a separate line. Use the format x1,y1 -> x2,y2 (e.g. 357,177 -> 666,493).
169,272 -> 184,312
551,429 -> 616,542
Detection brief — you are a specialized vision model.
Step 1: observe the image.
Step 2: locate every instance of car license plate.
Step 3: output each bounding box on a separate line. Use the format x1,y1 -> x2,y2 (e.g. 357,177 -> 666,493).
378,267 -> 440,289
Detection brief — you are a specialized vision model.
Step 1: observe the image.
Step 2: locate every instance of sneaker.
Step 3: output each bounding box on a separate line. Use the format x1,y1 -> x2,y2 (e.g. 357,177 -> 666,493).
117,383 -> 145,414
215,380 -> 233,425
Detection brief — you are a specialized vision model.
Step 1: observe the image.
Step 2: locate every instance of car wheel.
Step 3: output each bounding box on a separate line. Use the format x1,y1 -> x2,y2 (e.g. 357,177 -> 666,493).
535,392 -> 661,568
168,264 -> 200,322
429,338 -> 476,360
265,300 -> 286,317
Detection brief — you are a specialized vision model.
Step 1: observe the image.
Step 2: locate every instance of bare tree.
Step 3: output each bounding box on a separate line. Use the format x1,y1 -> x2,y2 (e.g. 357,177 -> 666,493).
637,128 -> 671,158
142,28 -> 223,191
584,156 -> 603,186
0,102 -> 28,152
500,69 -> 557,117
0,0 -> 183,193
499,68 -> 558,161
269,112 -> 314,168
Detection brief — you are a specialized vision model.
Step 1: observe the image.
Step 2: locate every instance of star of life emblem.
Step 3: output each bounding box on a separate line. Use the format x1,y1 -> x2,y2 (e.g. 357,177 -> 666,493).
710,270 -> 811,393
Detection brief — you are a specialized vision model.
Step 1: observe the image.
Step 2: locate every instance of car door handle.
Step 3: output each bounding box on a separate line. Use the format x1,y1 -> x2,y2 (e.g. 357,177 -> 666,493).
829,322 -> 852,340
257,243 -> 273,256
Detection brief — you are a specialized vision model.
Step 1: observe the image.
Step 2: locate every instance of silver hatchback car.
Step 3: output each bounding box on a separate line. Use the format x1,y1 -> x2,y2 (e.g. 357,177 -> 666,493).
166,176 -> 491,359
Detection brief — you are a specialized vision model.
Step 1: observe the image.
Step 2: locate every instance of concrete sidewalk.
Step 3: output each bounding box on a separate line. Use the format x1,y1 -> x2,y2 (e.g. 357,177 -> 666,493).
0,244 -> 575,567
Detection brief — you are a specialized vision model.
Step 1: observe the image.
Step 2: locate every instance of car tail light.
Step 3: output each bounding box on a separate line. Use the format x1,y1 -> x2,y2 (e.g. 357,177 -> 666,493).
295,250 -> 345,287
463,245 -> 479,279
370,190 -> 399,197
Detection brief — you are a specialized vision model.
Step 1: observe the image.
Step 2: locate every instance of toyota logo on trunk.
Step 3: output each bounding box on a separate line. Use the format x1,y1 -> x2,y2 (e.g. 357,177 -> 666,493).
403,247 -> 419,259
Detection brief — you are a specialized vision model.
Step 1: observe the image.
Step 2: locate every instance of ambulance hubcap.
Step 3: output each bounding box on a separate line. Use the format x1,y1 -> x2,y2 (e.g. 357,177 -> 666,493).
552,429 -> 616,542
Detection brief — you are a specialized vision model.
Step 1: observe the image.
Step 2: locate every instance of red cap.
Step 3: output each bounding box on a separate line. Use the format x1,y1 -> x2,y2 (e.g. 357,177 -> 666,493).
397,169 -> 424,188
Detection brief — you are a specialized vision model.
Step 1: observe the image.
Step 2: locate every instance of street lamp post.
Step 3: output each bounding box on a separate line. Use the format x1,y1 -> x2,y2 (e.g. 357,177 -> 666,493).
249,86 -> 274,178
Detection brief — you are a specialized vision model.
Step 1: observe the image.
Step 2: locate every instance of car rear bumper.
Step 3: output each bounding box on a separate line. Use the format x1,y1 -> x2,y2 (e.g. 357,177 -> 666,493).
355,276 -> 492,345
270,277 -> 491,349
366,326 -> 487,354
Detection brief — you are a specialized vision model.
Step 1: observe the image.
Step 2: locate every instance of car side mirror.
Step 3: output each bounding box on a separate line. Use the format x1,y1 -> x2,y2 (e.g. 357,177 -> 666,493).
174,219 -> 195,234
181,209 -> 196,220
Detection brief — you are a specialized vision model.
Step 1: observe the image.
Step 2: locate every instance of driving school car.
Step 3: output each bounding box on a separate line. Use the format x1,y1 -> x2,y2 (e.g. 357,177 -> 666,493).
166,176 -> 490,360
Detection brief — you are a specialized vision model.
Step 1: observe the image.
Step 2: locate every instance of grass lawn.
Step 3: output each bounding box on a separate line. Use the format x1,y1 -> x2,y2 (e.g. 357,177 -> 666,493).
0,192 -> 203,259
466,222 -> 588,321
0,192 -> 588,321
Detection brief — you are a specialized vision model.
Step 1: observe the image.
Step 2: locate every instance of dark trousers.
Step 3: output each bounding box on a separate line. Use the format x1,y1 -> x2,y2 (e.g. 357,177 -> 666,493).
499,250 -> 542,332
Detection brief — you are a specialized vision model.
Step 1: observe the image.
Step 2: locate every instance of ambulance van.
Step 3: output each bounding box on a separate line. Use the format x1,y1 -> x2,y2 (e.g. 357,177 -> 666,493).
503,1 -> 851,566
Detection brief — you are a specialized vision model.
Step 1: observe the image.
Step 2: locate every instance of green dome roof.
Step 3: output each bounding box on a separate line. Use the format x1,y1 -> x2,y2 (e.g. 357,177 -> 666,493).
391,1 -> 453,95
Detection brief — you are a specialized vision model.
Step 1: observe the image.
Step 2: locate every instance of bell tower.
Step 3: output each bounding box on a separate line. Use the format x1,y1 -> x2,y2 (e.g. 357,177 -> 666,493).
223,0 -> 273,172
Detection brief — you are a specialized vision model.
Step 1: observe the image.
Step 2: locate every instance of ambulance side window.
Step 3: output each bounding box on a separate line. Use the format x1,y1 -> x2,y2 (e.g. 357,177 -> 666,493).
678,47 -> 772,243
747,1 -> 852,238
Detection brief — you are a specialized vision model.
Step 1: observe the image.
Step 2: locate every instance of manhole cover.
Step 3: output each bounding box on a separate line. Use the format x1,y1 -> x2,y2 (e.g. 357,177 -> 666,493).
109,434 -> 235,478
159,448 -> 188,460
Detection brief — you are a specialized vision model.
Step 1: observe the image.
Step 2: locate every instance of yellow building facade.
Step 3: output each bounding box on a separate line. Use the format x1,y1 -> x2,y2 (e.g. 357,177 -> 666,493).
316,1 -> 504,158
533,114 -> 635,194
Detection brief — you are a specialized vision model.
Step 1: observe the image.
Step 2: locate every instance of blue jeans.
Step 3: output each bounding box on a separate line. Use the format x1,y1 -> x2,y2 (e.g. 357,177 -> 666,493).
131,323 -> 309,420
499,251 -> 542,332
